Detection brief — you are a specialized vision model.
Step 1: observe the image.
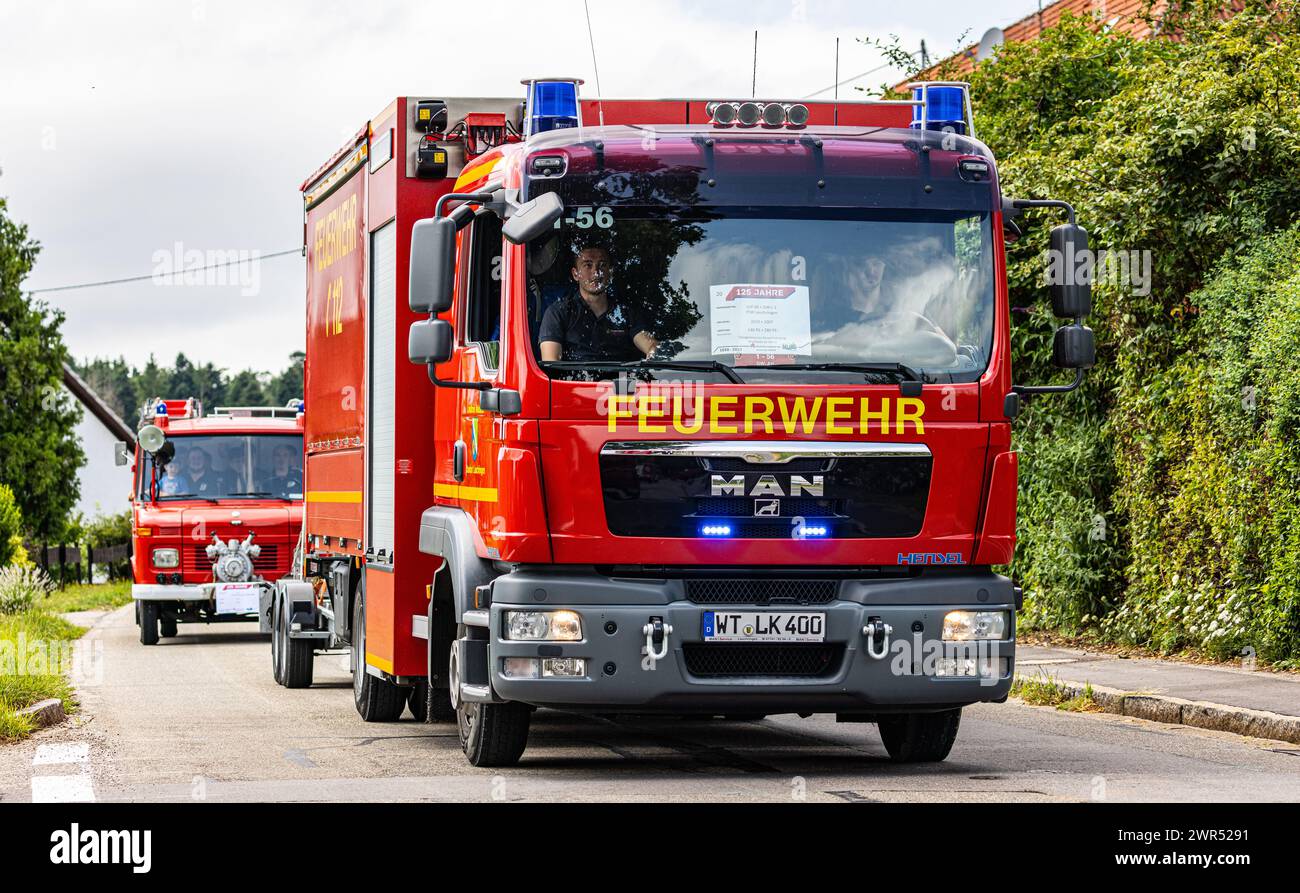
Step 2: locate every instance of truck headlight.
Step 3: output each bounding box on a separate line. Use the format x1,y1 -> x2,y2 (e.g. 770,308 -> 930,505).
504,610 -> 583,641
151,548 -> 180,569
942,610 -> 1009,641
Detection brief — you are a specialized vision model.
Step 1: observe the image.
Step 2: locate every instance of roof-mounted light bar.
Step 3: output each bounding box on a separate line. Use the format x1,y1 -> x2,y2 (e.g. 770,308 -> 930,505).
706,100 -> 810,129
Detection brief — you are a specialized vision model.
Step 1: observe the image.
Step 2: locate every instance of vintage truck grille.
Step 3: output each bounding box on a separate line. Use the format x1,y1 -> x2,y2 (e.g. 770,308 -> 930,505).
685,578 -> 839,606
683,643 -> 844,678
184,544 -> 281,576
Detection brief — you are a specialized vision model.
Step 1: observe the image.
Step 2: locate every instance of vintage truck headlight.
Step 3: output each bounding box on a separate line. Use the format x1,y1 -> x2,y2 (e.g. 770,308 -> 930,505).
943,610 -> 1009,641
504,610 -> 583,641
151,548 -> 180,569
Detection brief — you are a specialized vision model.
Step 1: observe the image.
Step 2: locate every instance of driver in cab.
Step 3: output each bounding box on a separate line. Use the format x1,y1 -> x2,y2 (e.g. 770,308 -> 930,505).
538,246 -> 657,362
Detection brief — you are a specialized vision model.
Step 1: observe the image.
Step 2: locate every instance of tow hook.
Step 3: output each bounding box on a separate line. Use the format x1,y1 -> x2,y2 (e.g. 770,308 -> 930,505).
863,616 -> 893,660
642,616 -> 673,662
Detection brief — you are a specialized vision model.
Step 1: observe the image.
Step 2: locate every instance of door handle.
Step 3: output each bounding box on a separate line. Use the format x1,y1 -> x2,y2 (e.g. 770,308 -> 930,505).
453,440 -> 466,482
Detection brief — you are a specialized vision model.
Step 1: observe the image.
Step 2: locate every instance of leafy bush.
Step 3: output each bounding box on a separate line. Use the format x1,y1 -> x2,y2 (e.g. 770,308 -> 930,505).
81,510 -> 132,579
0,485 -> 22,569
0,565 -> 54,615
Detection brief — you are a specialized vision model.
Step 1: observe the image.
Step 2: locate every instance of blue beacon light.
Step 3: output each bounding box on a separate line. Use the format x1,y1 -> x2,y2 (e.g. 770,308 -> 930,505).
700,524 -> 734,538
909,81 -> 973,136
523,78 -> 584,137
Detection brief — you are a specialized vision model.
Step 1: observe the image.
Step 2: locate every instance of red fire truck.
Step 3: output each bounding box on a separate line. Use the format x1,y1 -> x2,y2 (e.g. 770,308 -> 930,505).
124,399 -> 305,646
271,79 -> 1094,766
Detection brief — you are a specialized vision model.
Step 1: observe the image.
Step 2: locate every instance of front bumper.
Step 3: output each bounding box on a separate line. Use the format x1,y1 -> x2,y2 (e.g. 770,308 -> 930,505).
482,570 -> 1016,714
133,583 -> 209,603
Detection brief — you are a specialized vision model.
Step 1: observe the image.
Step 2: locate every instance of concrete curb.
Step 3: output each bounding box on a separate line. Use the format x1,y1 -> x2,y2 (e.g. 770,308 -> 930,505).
1014,676 -> 1300,745
15,698 -> 66,730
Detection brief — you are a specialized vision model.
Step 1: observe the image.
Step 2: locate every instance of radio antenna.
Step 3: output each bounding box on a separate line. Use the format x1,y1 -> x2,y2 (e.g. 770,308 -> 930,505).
583,0 -> 605,127
752,30 -> 759,98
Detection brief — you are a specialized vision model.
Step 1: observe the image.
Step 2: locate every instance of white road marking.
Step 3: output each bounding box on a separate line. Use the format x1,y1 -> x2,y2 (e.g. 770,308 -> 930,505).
31,740 -> 96,802
33,742 -> 90,766
31,774 -> 95,803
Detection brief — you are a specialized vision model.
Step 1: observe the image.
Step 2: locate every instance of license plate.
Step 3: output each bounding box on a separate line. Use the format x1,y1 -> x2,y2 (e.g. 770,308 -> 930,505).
214,583 -> 261,616
701,611 -> 826,643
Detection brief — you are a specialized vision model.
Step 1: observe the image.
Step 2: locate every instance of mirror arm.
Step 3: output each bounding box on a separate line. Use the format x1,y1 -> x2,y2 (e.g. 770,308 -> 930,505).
1011,197 -> 1077,226
1013,368 -> 1085,397
427,365 -> 492,392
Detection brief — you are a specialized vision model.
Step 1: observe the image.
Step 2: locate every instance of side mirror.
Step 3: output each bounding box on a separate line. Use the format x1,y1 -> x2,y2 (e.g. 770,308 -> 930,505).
502,192 -> 564,245
409,217 -> 457,313
1049,223 -> 1092,318
114,441 -> 130,466
409,318 -> 454,366
1053,324 -> 1095,370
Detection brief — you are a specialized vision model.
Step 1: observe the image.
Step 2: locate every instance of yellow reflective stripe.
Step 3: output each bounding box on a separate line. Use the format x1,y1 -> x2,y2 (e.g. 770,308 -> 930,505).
453,156 -> 500,192
365,651 -> 394,674
306,491 -> 363,504
434,482 -> 499,503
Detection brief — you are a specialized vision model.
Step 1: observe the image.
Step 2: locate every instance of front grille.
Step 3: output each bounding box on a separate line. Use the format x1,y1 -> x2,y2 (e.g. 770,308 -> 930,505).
683,643 -> 843,678
685,578 -> 839,605
184,544 -> 282,576
693,497 -> 837,517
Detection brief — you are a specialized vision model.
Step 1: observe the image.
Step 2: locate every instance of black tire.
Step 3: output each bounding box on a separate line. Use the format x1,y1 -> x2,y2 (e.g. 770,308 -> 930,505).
160,615 -> 178,638
270,595 -> 285,685
451,626 -> 530,767
138,602 -> 159,646
877,708 -> 962,763
277,591 -> 314,689
352,590 -> 406,722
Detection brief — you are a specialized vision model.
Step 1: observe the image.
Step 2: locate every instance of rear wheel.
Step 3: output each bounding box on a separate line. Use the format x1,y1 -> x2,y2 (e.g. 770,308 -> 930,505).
138,602 -> 159,646
277,590 -> 314,689
352,591 -> 406,722
877,708 -> 962,763
450,626 -> 530,767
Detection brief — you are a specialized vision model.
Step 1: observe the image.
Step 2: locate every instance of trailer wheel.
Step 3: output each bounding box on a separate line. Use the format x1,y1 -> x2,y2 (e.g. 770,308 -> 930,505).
138,602 -> 159,646
451,626 -> 530,767
352,592 -> 406,722
277,590 -> 314,689
877,708 -> 962,763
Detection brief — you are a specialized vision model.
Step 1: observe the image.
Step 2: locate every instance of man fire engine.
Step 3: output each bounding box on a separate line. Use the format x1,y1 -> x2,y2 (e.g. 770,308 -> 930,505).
271,79 -> 1094,766
122,398 -> 305,645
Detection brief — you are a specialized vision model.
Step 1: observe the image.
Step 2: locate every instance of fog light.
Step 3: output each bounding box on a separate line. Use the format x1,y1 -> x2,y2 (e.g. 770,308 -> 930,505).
934,656 -> 1001,678
943,610 -> 1009,641
541,658 -> 587,678
502,658 -> 541,679
152,548 -> 180,569
505,610 -> 583,641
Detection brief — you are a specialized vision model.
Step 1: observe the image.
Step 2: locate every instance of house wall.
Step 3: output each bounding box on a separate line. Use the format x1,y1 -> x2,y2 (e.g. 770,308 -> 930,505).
73,400 -> 133,519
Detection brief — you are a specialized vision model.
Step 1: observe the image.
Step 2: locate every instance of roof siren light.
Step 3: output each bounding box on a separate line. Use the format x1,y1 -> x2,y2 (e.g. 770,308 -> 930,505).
908,81 -> 975,137
523,78 -> 584,138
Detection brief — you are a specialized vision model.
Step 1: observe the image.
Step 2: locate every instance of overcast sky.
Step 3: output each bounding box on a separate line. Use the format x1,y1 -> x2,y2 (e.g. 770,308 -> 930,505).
0,0 -> 1035,375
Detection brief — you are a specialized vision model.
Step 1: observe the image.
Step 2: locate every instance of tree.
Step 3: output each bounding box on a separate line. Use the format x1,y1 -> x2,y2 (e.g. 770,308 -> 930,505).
226,369 -> 267,406
0,190 -> 84,540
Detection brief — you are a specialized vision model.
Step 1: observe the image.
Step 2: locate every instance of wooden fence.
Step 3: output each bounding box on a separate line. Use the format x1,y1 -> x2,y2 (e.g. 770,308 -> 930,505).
24,542 -> 131,587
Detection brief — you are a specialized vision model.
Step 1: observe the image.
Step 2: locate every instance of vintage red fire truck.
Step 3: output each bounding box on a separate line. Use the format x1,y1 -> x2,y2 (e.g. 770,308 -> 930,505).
124,398 -> 305,645
270,79 -> 1094,766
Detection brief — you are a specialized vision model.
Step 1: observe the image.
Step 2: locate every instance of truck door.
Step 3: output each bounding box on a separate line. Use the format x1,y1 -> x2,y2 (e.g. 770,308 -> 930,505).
434,211 -> 505,552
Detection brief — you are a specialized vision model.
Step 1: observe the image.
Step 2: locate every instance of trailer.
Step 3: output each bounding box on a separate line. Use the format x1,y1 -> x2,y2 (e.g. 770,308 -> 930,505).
272,79 -> 1095,766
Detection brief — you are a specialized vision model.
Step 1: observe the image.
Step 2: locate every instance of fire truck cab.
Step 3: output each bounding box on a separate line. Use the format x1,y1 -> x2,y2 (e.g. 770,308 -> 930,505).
277,79 -> 1094,767
125,398 -> 305,645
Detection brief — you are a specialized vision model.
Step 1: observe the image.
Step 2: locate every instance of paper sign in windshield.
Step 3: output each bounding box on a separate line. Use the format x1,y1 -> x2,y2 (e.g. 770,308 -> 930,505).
709,284 -> 812,357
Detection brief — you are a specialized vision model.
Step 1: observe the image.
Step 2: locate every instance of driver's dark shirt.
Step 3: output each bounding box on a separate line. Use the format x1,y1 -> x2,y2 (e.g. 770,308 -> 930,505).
537,292 -> 649,361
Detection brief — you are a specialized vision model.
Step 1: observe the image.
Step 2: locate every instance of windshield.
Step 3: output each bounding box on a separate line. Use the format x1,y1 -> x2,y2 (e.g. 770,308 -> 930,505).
138,434 -> 304,502
526,208 -> 995,383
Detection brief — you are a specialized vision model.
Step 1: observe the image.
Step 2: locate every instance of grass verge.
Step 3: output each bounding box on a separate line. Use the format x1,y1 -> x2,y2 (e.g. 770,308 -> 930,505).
0,610 -> 86,741
40,580 -> 132,615
1011,673 -> 1101,713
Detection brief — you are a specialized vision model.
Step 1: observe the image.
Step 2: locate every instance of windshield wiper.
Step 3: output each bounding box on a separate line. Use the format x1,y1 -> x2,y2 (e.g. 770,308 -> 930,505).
734,361 -> 928,383
230,491 -> 282,499
543,359 -> 745,384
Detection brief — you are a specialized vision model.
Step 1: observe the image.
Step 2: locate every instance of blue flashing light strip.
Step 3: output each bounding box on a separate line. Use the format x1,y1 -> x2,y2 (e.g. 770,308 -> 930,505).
800,525 -> 830,538
700,524 -> 734,538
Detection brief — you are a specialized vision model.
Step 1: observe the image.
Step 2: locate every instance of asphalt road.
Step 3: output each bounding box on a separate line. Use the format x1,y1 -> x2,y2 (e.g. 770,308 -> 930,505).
4,606 -> 1300,803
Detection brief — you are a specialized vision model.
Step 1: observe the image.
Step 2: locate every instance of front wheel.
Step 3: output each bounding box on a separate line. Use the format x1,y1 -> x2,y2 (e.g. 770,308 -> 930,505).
450,628 -> 530,767
352,590 -> 406,722
877,708 -> 962,763
276,590 -> 314,689
138,602 -> 159,646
